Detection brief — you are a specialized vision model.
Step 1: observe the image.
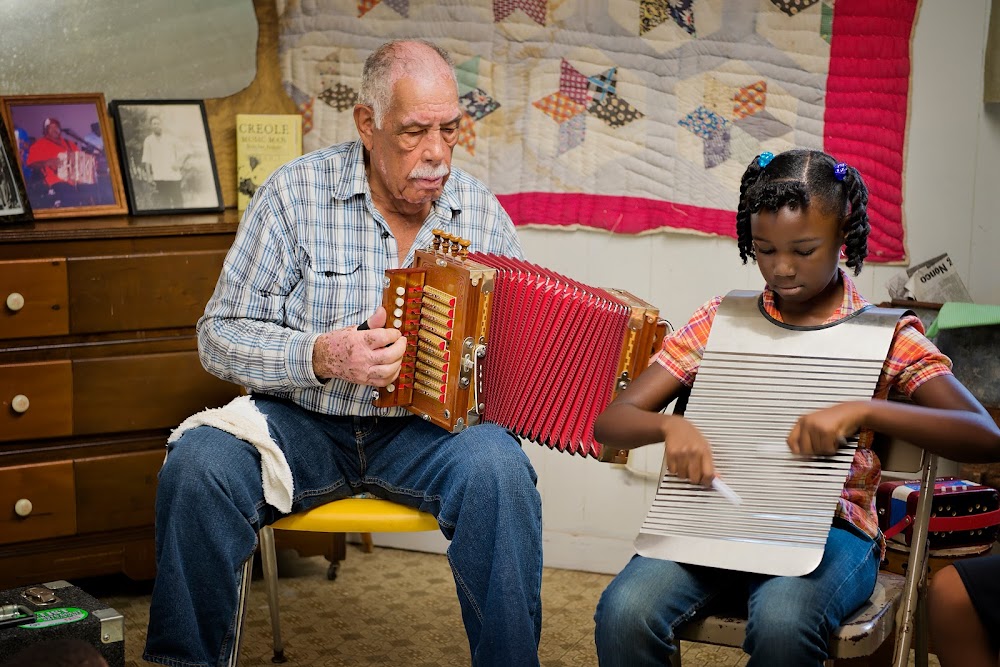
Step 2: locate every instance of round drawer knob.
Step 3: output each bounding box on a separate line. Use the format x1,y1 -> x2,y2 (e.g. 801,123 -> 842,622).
14,498 -> 33,517
5,292 -> 24,312
11,394 -> 30,413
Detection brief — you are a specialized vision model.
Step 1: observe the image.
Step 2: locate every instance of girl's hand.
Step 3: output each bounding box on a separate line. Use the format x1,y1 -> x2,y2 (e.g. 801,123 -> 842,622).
663,417 -> 716,486
788,401 -> 869,456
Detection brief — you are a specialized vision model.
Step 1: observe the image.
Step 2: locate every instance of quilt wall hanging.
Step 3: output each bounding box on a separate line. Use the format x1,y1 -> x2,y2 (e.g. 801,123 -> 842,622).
278,0 -> 917,262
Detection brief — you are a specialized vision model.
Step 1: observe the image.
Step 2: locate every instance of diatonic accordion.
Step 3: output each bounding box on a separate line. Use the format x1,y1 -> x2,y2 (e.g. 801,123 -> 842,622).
372,231 -> 666,461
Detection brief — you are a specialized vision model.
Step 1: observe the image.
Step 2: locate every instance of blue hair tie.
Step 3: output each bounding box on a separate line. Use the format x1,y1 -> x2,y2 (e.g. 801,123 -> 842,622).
834,162 -> 848,181
757,152 -> 774,168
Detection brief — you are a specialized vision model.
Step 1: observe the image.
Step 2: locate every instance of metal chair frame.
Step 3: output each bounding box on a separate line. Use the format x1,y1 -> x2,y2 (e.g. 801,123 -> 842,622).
228,497 -> 439,665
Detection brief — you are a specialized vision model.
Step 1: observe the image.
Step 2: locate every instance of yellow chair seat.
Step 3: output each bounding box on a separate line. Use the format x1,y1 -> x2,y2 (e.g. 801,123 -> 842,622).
269,497 -> 439,534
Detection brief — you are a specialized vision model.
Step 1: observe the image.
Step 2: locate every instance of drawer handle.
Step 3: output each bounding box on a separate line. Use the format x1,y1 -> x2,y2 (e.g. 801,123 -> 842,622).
11,394 -> 30,414
14,498 -> 33,517
5,292 -> 24,312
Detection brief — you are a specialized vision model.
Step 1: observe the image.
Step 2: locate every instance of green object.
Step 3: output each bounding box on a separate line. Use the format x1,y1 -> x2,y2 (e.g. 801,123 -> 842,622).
17,607 -> 89,629
926,302 -> 1000,338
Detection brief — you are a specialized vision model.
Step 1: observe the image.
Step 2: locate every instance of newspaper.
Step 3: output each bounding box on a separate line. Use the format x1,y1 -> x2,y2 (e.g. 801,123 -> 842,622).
885,253 -> 973,304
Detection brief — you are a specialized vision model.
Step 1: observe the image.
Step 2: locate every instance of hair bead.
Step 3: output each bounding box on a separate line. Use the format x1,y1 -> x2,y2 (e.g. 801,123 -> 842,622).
834,162 -> 848,181
757,152 -> 774,168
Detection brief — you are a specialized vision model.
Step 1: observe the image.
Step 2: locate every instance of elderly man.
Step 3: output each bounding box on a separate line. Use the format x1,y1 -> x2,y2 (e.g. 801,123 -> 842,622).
144,40 -> 542,667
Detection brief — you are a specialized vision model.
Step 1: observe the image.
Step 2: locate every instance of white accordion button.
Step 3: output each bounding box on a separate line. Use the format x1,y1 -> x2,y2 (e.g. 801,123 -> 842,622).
395,286 -> 406,296
395,297 -> 404,307
393,308 -> 403,317
386,384 -> 395,393
393,318 -> 402,328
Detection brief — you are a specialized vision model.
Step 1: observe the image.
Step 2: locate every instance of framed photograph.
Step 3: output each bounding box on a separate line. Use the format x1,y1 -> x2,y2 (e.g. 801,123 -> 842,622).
0,93 -> 127,219
109,100 -> 223,215
0,114 -> 32,223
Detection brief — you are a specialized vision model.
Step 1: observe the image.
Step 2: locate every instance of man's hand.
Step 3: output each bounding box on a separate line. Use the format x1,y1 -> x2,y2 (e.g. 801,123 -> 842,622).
312,307 -> 407,386
788,401 -> 869,456
663,417 -> 716,487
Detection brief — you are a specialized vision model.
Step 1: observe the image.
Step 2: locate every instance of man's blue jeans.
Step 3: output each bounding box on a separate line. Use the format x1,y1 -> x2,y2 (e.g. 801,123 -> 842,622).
143,395 -> 543,667
594,522 -> 880,666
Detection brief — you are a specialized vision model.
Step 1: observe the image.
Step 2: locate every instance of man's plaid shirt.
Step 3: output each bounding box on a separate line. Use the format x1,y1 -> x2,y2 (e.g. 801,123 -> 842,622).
197,140 -> 523,418
655,269 -> 952,553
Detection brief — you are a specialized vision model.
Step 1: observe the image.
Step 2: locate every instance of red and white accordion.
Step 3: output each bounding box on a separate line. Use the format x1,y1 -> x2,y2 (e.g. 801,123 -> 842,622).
373,230 -> 667,462
878,477 -> 1000,550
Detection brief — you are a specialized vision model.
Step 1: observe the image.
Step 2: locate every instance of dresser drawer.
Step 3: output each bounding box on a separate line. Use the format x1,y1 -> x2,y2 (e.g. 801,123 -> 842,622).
0,461 -> 76,545
0,258 -> 69,340
68,250 -> 226,333
0,352 -> 239,442
73,350 -> 240,435
75,449 -> 165,534
1,361 -> 73,441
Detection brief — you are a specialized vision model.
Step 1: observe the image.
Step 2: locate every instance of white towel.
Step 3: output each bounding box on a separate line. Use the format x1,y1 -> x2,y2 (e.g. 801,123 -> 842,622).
168,395 -> 294,514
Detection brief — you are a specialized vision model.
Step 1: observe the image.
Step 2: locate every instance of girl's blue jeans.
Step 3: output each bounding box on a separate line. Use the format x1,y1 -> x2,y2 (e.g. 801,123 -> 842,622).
594,522 -> 881,666
142,395 -> 543,667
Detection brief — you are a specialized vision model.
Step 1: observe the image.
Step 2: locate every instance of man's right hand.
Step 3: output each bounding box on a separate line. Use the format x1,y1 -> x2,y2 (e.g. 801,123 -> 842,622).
312,307 -> 406,386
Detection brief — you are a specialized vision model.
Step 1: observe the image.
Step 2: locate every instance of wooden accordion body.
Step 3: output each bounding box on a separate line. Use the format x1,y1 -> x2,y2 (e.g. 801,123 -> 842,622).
373,231 -> 666,461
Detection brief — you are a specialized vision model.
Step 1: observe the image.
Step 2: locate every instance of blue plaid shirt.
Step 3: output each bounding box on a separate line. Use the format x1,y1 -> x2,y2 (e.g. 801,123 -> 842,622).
197,140 -> 523,417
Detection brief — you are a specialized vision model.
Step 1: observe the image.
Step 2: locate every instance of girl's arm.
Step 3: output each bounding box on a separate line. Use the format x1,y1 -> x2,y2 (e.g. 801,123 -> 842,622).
789,374 -> 1000,461
594,364 -> 718,485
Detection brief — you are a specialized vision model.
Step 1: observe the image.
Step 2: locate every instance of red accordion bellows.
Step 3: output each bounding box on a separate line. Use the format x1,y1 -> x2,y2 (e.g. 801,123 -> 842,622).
469,253 -> 630,458
373,235 -> 665,461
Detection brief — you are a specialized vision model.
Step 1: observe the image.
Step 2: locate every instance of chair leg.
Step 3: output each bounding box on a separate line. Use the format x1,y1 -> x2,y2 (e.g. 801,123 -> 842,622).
668,642 -> 682,667
260,526 -> 287,663
227,556 -> 255,667
360,532 -> 374,553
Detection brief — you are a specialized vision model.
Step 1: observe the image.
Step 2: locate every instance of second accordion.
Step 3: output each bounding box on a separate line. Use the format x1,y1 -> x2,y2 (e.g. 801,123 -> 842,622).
373,231 -> 667,462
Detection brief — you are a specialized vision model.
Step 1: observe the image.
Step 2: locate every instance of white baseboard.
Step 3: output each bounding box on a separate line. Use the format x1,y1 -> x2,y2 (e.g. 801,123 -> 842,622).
356,530 -> 635,576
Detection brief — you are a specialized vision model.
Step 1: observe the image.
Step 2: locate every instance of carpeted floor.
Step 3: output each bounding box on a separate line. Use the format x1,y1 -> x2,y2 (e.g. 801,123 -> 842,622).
78,544 -> 939,667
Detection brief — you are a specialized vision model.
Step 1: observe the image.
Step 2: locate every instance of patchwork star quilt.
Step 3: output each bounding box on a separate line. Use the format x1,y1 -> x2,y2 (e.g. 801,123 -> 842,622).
279,0 -> 917,262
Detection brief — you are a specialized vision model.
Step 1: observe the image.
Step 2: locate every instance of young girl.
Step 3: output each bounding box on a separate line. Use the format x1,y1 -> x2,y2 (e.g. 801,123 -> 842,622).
592,149 -> 1000,666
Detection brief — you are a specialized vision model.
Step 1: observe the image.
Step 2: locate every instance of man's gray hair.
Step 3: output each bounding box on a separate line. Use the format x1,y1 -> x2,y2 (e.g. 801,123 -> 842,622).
358,40 -> 457,128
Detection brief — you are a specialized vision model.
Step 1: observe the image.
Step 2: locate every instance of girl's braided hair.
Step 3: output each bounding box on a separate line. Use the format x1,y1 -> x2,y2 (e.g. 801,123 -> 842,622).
735,149 -> 870,275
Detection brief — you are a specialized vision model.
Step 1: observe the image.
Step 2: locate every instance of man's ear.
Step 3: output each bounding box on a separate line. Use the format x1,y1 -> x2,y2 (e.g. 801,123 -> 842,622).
354,104 -> 375,151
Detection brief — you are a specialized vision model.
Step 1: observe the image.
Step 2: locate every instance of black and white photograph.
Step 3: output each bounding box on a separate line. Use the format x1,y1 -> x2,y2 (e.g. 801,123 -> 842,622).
110,99 -> 223,215
0,114 -> 32,223
0,92 -> 127,219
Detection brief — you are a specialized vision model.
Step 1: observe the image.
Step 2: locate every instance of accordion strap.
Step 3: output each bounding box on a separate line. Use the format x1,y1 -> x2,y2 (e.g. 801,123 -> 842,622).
883,507 -> 1000,540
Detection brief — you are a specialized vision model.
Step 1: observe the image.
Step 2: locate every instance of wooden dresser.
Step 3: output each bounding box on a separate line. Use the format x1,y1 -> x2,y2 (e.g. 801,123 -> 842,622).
0,214 -> 244,588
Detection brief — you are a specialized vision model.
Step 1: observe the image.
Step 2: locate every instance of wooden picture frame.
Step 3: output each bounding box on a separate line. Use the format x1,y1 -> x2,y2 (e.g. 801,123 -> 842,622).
0,93 -> 127,219
109,100 -> 224,216
0,114 -> 32,223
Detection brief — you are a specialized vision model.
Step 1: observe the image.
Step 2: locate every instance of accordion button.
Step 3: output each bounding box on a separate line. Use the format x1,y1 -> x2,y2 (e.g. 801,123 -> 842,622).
396,287 -> 406,296
11,394 -> 29,414
395,297 -> 404,307
14,498 -> 32,517
393,319 -> 402,328
394,308 -> 403,317
387,384 -> 395,393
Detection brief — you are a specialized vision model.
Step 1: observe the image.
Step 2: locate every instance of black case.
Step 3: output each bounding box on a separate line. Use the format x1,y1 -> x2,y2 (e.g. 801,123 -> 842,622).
0,580 -> 124,667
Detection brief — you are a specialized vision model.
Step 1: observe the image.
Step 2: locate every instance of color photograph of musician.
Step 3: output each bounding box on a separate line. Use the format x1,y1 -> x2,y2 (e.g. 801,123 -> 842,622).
592,149 -> 1000,666
113,102 -> 221,214
9,103 -> 116,212
142,40 -> 541,667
